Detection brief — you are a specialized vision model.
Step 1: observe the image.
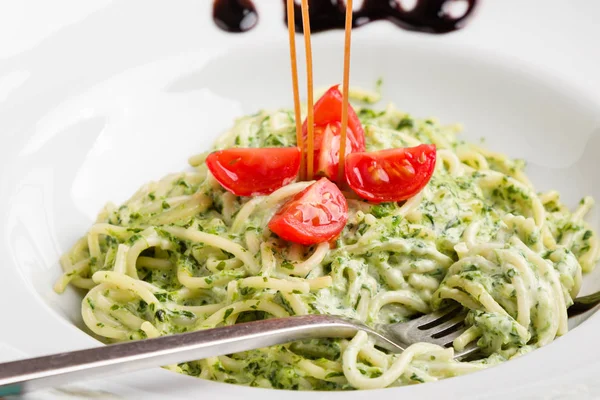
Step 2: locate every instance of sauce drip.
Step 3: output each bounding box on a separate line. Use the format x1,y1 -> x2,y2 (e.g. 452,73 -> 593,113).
212,0 -> 258,33
358,0 -> 478,34
213,0 -> 478,34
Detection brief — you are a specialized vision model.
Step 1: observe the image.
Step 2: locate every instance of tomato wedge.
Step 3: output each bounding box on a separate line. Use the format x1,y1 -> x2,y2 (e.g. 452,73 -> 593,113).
206,147 -> 300,196
312,122 -> 353,179
345,144 -> 437,203
268,178 -> 348,245
302,85 -> 366,181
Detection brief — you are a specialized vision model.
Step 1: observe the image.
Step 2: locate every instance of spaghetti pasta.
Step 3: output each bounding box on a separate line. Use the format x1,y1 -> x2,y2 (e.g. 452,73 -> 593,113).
56,103 -> 599,390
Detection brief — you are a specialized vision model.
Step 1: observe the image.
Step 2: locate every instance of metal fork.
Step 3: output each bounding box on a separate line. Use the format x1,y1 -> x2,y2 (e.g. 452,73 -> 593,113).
1,295 -> 598,396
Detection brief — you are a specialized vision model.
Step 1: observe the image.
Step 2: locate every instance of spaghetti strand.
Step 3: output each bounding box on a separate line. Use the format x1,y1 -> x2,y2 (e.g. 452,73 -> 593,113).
338,0 -> 353,184
287,0 -> 305,180
301,0 -> 315,180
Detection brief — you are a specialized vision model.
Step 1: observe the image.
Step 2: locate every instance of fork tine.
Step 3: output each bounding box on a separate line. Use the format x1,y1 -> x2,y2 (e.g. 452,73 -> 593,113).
420,311 -> 468,336
380,303 -> 474,356
412,303 -> 462,328
454,342 -> 479,359
428,326 -> 468,348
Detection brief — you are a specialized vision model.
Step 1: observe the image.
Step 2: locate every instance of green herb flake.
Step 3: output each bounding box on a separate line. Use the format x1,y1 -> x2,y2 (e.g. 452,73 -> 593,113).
126,234 -> 143,245
396,116 -> 414,130
281,260 -> 294,270
371,203 -> 395,218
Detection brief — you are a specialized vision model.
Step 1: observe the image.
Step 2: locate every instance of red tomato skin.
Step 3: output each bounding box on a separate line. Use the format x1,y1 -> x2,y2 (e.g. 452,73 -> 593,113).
268,178 -> 348,245
314,122 -> 355,179
302,85 -> 366,151
301,85 -> 366,182
345,144 -> 437,203
206,147 -> 300,197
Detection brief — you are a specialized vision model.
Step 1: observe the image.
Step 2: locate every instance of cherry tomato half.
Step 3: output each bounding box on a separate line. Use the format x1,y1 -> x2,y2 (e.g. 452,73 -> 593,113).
345,144 -> 437,203
312,122 -> 356,179
268,178 -> 348,245
206,147 -> 300,196
302,85 -> 366,181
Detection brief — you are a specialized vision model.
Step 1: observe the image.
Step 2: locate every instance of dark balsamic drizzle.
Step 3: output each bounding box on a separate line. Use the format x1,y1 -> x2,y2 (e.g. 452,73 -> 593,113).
213,0 -> 478,34
286,0 -> 479,34
365,0 -> 478,34
212,0 -> 258,33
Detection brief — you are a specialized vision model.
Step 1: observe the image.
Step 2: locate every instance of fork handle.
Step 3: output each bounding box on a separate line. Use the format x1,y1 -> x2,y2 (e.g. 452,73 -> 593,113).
0,315 -> 360,396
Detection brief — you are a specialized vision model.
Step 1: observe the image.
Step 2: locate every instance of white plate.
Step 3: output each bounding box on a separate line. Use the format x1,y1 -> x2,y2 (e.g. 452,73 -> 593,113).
2,1 -> 600,399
